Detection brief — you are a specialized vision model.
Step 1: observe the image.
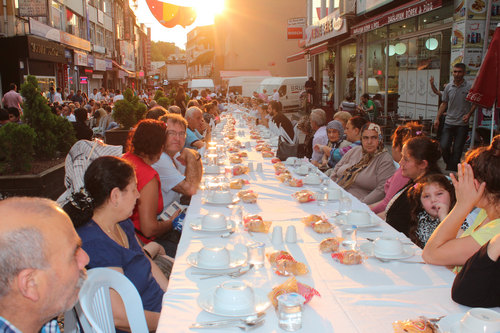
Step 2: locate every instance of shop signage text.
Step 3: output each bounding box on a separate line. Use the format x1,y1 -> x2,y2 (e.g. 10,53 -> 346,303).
27,36 -> 65,62
352,0 -> 442,35
19,0 -> 47,17
305,9 -> 347,46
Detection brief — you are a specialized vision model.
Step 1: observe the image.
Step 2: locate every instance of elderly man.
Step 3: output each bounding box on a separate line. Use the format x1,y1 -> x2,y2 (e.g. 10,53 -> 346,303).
153,113 -> 203,209
184,106 -> 211,150
0,197 -> 89,333
2,83 -> 22,111
310,108 -> 328,166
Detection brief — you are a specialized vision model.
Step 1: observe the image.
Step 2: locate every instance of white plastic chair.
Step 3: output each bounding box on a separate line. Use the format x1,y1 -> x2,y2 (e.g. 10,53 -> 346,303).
78,267 -> 149,333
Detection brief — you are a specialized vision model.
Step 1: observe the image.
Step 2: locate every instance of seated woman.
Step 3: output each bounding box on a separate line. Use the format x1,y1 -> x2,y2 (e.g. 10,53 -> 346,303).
65,156 -> 167,331
122,119 -> 181,258
370,122 -> 422,214
422,135 -> 500,271
451,233 -> 500,307
324,116 -> 367,176
330,123 -> 395,205
313,120 -> 350,171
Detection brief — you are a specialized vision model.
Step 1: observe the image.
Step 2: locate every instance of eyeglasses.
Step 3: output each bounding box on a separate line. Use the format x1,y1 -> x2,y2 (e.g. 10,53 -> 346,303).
166,130 -> 186,137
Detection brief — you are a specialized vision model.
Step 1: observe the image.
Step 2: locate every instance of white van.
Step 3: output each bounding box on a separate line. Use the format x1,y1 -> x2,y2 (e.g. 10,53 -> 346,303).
188,79 -> 215,92
260,76 -> 307,112
227,76 -> 270,97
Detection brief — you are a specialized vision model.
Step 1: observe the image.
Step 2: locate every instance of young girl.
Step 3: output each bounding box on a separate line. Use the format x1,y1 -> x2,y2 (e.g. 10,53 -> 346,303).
408,174 -> 456,248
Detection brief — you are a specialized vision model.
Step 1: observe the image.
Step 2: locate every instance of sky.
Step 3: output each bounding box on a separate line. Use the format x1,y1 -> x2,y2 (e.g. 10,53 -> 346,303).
132,0 -> 225,49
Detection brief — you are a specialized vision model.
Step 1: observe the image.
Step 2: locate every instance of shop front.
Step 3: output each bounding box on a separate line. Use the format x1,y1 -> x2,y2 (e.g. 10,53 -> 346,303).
351,0 -> 452,121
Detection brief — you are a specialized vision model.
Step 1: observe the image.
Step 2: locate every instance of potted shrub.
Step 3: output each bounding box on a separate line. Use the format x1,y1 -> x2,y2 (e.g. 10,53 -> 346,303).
106,88 -> 147,148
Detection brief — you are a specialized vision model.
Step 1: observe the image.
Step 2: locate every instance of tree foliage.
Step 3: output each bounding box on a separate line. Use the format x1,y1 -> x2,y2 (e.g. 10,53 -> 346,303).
113,88 -> 147,129
0,123 -> 36,173
150,41 -> 184,61
20,75 -> 76,159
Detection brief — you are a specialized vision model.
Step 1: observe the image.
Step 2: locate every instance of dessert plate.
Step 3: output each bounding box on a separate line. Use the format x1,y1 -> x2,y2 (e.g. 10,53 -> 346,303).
360,242 -> 415,260
198,287 -> 271,317
190,218 -> 235,232
187,251 -> 246,270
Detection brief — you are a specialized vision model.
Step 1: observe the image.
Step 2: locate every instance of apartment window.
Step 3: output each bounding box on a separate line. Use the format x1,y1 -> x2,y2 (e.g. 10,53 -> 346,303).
103,0 -> 112,15
89,22 -> 95,44
51,1 -> 63,30
96,26 -> 104,46
66,9 -> 80,36
105,30 -> 113,51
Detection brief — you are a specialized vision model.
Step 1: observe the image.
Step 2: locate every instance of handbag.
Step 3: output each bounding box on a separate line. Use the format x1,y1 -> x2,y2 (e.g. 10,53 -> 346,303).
276,136 -> 299,161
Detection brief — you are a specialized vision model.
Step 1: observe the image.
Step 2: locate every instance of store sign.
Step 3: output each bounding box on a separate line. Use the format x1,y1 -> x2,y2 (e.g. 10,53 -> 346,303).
119,40 -> 136,71
352,0 -> 442,35
105,59 -> 113,70
87,55 -> 94,68
74,50 -> 88,66
29,18 -> 91,51
93,74 -> 104,79
93,44 -> 106,54
305,9 -> 347,46
94,58 -> 107,71
19,0 -> 47,17
288,27 -> 304,39
27,36 -> 65,62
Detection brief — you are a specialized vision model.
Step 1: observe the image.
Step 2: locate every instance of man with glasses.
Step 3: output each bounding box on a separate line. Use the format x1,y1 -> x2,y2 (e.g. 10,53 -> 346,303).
434,63 -> 476,171
153,113 -> 203,209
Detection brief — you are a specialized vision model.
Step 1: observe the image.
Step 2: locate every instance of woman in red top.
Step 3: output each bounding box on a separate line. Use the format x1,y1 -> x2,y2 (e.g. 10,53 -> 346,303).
123,119 -> 180,257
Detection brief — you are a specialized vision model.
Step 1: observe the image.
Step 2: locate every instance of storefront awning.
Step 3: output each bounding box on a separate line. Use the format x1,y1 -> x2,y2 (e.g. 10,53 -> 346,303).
351,0 -> 442,35
219,70 -> 272,79
112,60 -> 134,76
287,41 -> 329,63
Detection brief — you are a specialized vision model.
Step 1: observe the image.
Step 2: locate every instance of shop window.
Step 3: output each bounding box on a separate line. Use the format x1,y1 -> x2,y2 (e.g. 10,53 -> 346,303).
418,4 -> 453,30
367,27 -> 387,43
339,43 -> 356,101
367,42 -> 386,95
388,17 -> 416,39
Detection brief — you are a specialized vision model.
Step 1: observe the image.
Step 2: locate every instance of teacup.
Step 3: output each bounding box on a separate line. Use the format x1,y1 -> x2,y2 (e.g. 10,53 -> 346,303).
201,213 -> 227,230
285,157 -> 298,165
211,191 -> 232,204
326,188 -> 342,200
205,165 -> 220,174
460,308 -> 500,333
197,246 -> 230,268
346,210 -> 371,226
304,174 -> 321,185
213,281 -> 255,313
373,237 -> 404,256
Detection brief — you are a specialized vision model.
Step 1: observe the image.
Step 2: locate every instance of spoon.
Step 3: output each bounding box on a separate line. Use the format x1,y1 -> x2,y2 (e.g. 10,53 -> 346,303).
190,312 -> 265,329
198,264 -> 254,279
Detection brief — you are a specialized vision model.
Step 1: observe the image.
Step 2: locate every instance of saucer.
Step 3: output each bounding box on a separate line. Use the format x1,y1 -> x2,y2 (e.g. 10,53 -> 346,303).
205,197 -> 240,206
360,242 -> 415,260
190,218 -> 235,232
303,178 -> 321,185
187,250 -> 246,270
198,287 -> 271,317
335,215 -> 380,229
437,313 -> 463,333
294,168 -> 309,176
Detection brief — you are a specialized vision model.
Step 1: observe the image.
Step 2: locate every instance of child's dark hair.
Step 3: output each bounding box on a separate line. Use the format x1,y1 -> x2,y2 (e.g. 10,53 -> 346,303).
63,156 -> 135,228
407,174 -> 456,247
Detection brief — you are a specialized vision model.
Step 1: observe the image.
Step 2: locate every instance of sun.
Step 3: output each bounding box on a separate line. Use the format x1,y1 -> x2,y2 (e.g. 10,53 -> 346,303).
192,0 -> 225,25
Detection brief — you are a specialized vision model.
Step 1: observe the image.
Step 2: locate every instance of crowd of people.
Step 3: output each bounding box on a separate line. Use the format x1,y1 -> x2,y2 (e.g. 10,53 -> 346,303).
0,66 -> 499,332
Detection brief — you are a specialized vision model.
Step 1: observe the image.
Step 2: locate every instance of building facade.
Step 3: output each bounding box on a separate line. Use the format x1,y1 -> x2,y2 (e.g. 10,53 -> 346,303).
186,25 -> 215,80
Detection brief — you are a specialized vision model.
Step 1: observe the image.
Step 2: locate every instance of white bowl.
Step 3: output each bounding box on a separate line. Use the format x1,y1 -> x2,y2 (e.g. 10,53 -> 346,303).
346,211 -> 371,226
304,174 -> 321,184
460,308 -> 500,333
213,281 -> 255,313
197,246 -> 231,268
201,213 -> 227,230
373,237 -> 404,256
326,188 -> 342,200
285,157 -> 298,165
205,165 -> 220,174
210,191 -> 233,203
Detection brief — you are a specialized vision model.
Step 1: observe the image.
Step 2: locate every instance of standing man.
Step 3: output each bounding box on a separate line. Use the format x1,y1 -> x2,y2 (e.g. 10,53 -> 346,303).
153,113 -> 203,209
0,197 -> 89,333
2,83 -> 22,111
434,63 -> 476,171
305,77 -> 316,106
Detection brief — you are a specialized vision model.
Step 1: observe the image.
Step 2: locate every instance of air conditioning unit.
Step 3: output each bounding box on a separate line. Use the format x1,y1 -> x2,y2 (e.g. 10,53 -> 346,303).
339,0 -> 356,17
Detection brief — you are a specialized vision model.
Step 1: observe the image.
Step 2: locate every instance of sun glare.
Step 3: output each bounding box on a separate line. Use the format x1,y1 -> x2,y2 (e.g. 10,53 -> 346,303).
193,0 -> 225,25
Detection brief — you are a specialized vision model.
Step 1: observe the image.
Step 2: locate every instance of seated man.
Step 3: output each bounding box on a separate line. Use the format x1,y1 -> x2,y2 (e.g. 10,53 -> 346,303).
153,113 -> 203,208
184,106 -> 211,150
0,197 -> 89,332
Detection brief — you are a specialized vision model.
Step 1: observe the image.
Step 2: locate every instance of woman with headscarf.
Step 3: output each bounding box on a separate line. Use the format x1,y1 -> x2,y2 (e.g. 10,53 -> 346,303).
330,123 -> 395,204
314,120 -> 350,171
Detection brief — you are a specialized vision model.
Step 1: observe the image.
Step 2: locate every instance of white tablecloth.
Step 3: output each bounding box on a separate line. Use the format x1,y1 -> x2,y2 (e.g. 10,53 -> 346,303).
157,116 -> 473,332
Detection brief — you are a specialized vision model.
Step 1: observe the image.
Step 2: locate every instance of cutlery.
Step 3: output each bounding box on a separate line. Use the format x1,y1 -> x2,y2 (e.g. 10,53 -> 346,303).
193,230 -> 235,239
196,264 -> 254,280
374,257 -> 425,264
190,312 -> 265,329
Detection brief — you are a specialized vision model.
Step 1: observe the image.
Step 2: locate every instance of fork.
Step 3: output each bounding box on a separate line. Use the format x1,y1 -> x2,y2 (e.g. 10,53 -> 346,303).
197,264 -> 254,280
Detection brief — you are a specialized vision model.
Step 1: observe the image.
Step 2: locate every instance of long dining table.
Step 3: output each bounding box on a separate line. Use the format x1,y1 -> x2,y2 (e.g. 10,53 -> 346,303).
156,109 -> 477,333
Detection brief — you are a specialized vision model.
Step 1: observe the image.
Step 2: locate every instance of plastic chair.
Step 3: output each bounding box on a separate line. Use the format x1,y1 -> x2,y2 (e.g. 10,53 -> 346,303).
78,267 -> 149,333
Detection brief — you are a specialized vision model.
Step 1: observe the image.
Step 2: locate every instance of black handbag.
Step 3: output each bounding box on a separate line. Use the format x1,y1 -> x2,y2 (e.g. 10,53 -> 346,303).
276,136 -> 299,161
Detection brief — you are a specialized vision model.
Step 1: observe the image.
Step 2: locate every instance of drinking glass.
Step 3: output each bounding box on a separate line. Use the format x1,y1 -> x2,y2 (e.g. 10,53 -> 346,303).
339,196 -> 352,214
340,225 -> 357,250
247,242 -> 265,268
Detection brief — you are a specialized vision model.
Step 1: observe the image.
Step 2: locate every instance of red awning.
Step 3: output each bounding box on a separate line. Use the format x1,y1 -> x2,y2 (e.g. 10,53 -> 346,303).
287,51 -> 305,63
287,41 -> 329,63
219,70 -> 272,79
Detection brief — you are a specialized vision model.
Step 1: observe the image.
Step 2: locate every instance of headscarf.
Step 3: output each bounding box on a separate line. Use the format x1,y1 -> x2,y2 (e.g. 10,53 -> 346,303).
337,123 -> 387,189
326,120 -> 344,139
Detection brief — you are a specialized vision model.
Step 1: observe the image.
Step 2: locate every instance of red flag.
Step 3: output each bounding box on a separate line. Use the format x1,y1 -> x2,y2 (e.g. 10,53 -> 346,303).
466,25 -> 500,108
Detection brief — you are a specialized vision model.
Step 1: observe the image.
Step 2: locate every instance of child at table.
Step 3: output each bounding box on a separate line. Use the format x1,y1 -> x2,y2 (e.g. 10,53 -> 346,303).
408,174 -> 467,248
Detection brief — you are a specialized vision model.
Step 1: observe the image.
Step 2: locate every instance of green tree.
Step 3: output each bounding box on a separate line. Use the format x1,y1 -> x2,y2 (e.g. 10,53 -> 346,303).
150,41 -> 185,61
20,75 -> 76,158
0,123 -> 36,173
113,88 -> 147,129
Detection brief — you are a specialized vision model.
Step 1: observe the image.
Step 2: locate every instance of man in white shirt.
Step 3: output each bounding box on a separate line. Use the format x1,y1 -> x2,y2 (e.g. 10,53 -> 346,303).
95,87 -> 105,101
152,113 -> 203,209
54,87 -> 63,104
89,88 -> 98,100
112,89 -> 124,103
272,88 -> 280,102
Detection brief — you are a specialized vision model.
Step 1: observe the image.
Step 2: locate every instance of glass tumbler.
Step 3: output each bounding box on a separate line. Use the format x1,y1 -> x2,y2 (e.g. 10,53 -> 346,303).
277,293 -> 306,331
247,242 -> 265,269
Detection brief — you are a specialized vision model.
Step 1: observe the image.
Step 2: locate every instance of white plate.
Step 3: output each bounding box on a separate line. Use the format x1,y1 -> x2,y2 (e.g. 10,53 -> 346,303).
437,313 -> 463,333
360,242 -> 415,260
205,197 -> 240,206
303,179 -> 322,185
294,169 -> 309,176
469,0 -> 486,14
198,287 -> 271,317
187,251 -> 247,270
190,218 -> 235,232
335,215 -> 380,229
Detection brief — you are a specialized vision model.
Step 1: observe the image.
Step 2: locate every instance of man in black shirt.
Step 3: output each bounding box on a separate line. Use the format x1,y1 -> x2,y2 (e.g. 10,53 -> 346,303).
269,101 -> 294,141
